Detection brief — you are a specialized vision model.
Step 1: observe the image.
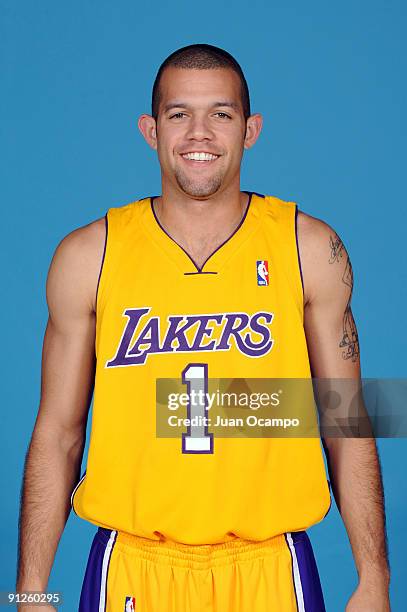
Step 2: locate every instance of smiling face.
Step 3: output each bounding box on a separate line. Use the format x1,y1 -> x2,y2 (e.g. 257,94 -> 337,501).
139,67 -> 262,199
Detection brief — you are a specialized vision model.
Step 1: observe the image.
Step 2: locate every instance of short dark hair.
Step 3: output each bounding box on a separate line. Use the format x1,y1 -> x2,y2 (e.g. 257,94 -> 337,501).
151,43 -> 251,121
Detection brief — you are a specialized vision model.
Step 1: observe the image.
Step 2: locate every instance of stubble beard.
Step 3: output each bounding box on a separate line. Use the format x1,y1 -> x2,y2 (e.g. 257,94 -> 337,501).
174,166 -> 224,198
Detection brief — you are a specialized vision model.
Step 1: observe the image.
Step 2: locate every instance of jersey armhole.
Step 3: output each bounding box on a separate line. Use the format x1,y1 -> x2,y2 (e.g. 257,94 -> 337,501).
294,204 -> 305,298
95,212 -> 108,313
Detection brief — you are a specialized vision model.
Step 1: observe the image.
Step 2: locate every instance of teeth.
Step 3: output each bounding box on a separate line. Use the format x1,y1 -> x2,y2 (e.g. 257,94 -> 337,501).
182,152 -> 218,161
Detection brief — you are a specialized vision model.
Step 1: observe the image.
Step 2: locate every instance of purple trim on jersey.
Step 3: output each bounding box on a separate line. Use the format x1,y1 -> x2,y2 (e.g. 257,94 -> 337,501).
285,531 -> 326,611
151,195 -> 200,270
70,470 -> 87,517
323,479 -> 332,518
95,213 -> 108,309
150,191 -> 253,273
294,205 -> 305,297
79,528 -> 117,612
184,271 -> 218,275
198,191 -> 253,270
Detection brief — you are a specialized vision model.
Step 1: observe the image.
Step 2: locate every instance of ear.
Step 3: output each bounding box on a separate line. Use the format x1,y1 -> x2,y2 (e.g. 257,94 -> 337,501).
138,114 -> 158,150
243,113 -> 263,150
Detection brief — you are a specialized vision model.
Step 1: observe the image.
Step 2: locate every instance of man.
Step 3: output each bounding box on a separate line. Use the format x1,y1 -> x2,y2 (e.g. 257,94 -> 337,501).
17,44 -> 390,611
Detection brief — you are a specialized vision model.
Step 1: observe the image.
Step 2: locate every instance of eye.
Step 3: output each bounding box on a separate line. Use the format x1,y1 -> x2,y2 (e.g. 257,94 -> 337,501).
169,112 -> 187,119
214,112 -> 231,119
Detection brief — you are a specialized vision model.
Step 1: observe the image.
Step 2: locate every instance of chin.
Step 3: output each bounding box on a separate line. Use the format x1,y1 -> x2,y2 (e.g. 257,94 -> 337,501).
176,175 -> 223,199
184,188 -> 220,199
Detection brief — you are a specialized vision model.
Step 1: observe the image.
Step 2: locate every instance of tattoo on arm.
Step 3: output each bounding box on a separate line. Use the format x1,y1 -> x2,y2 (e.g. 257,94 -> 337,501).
329,235 -> 360,361
340,304 -> 359,361
328,234 -> 345,264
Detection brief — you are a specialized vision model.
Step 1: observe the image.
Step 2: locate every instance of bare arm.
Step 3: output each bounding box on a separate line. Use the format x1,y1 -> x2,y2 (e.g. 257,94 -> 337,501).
298,212 -> 390,609
16,218 -> 106,599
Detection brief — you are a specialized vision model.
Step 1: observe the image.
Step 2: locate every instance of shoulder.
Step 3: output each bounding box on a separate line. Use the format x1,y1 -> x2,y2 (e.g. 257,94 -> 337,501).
296,209 -> 336,253
47,217 -> 106,315
50,217 -> 106,277
296,209 -> 352,306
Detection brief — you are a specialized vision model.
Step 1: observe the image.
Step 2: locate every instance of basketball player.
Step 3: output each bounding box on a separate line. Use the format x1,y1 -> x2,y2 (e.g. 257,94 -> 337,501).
16,44 -> 390,611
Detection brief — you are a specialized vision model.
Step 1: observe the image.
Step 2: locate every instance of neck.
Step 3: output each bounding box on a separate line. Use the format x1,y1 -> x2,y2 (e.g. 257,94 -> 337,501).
152,185 -> 249,267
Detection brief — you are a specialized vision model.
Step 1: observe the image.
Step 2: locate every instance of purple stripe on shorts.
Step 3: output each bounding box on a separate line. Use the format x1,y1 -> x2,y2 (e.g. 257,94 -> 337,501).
78,528 -> 117,612
288,531 -> 326,612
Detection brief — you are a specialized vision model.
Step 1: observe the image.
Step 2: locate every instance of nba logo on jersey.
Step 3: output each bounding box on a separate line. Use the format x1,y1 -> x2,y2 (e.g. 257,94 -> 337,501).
257,260 -> 269,286
124,596 -> 136,611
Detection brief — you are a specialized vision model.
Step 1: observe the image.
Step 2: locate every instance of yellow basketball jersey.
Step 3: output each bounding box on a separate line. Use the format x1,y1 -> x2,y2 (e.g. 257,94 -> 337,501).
71,191 -> 331,544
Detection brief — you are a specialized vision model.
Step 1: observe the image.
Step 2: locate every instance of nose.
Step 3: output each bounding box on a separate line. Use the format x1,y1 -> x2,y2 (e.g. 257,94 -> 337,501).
185,114 -> 213,141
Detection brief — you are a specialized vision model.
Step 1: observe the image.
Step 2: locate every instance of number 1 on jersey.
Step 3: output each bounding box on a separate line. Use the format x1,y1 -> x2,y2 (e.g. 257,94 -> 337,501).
182,363 -> 214,454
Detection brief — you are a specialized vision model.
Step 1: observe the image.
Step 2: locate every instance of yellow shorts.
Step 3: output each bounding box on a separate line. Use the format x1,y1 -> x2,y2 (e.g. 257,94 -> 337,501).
78,527 -> 326,611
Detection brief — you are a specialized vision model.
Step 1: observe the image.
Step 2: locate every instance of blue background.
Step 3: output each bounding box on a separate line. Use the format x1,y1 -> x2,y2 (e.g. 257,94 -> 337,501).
1,0 -> 406,609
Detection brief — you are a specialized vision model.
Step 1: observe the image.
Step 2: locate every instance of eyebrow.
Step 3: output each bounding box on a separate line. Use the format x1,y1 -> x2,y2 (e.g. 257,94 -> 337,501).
163,101 -> 240,113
